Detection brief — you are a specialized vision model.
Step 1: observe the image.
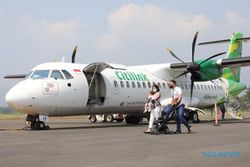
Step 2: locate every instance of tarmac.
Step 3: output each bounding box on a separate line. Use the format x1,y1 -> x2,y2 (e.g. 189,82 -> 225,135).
0,119 -> 250,167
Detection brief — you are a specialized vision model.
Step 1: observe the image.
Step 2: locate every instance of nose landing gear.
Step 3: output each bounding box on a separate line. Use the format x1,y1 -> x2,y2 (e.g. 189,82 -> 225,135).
27,115 -> 50,130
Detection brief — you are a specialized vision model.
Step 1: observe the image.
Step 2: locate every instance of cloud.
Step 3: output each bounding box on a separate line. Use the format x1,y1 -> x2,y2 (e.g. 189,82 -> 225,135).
18,16 -> 82,43
0,14 -> 86,68
96,3 -> 213,49
225,11 -> 250,33
14,16 -> 84,54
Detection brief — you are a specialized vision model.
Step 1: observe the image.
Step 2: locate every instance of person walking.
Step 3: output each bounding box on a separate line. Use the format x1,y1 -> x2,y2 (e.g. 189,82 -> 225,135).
168,80 -> 191,133
144,84 -> 161,133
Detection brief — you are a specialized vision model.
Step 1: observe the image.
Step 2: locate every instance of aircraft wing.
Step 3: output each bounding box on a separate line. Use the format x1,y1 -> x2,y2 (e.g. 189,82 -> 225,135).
4,74 -> 27,79
169,56 -> 250,70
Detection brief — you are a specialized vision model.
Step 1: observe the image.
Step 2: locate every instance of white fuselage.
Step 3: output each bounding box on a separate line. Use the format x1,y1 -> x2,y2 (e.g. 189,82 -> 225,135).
6,62 -> 228,116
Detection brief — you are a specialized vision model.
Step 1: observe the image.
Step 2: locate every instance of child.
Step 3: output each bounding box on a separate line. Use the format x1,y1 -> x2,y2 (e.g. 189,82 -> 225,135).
144,90 -> 154,113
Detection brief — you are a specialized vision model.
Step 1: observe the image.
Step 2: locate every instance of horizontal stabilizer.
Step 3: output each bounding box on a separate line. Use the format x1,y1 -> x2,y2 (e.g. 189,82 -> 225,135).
4,74 -> 26,79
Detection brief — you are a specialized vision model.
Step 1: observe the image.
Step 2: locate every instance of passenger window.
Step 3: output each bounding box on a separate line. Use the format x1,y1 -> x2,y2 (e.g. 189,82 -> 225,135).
120,81 -> 124,88
204,85 -> 207,90
143,82 -> 147,88
180,83 -> 184,89
137,82 -> 141,88
162,83 -> 166,89
201,85 -> 204,90
147,82 -> 151,88
193,84 -> 196,90
50,70 -> 64,80
132,81 -> 136,88
184,84 -> 188,90
126,81 -> 130,88
197,84 -> 200,90
62,70 -> 73,79
31,70 -> 50,79
158,83 -> 161,89
114,81 -> 118,88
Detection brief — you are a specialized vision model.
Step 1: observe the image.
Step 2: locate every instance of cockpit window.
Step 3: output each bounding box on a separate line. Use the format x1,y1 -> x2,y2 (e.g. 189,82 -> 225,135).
62,70 -> 73,79
31,70 -> 49,79
50,70 -> 64,80
25,71 -> 33,79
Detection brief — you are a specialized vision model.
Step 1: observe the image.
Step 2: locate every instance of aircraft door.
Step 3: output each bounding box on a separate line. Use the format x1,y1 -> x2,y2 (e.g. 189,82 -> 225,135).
84,64 -> 107,106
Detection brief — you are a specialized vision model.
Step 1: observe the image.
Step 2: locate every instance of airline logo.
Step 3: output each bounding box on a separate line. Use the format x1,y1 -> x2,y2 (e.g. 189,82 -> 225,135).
115,71 -> 149,81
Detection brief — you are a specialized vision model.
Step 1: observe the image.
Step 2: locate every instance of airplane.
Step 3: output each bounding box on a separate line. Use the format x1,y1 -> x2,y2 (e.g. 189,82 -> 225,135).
4,31 -> 250,130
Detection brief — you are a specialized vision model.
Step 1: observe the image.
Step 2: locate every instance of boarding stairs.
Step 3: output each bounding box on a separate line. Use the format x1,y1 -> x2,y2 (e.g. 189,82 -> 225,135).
224,94 -> 244,120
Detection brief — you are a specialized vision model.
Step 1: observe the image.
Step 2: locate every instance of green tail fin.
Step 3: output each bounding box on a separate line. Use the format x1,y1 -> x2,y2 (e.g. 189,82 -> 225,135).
222,32 -> 243,82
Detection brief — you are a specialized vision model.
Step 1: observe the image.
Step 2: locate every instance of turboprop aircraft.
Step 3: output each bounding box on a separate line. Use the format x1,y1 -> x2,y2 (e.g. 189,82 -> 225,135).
4,32 -> 250,130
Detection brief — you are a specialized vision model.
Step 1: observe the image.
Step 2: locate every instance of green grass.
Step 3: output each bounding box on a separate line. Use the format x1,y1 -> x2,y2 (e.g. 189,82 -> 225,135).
0,113 -> 25,120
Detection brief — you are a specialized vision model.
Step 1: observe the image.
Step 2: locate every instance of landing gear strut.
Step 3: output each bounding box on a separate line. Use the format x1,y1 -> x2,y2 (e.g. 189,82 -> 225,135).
28,115 -> 49,130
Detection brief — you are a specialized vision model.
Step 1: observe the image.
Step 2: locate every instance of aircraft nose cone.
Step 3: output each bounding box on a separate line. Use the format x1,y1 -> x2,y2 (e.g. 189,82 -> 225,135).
6,84 -> 28,109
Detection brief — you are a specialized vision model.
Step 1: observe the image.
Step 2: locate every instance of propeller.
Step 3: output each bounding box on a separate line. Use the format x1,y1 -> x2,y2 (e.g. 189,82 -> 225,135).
71,46 -> 78,63
167,31 -> 226,102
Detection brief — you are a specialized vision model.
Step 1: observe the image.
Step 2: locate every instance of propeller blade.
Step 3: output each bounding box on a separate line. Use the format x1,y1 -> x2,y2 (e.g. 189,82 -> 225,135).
174,71 -> 189,80
71,46 -> 78,63
198,52 -> 227,66
166,48 -> 186,64
190,79 -> 194,103
192,31 -> 199,63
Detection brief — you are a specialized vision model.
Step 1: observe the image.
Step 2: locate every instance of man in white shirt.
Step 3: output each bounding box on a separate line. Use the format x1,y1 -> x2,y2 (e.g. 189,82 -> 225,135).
168,80 -> 191,133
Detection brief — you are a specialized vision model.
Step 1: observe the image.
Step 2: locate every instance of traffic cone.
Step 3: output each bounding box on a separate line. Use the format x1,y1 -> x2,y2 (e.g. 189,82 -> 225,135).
214,103 -> 220,126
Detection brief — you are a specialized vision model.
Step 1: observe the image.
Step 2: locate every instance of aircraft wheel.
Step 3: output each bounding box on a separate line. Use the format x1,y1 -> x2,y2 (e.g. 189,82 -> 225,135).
192,111 -> 200,123
116,118 -> 124,122
125,115 -> 141,124
105,114 -> 114,123
30,121 -> 45,130
89,115 -> 97,123
30,121 -> 37,130
38,121 -> 45,129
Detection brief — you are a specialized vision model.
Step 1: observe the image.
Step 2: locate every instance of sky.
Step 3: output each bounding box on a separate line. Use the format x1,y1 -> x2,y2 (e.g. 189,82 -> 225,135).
1,0 -> 250,106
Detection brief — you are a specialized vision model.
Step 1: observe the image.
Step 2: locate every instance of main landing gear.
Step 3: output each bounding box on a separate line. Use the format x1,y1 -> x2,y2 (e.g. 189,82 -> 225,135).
27,115 -> 50,130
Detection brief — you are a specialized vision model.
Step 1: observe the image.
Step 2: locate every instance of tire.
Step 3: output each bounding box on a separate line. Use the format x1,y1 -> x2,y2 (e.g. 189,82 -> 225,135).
116,118 -> 124,122
192,111 -> 200,123
30,121 -> 37,130
38,121 -> 45,129
30,121 -> 45,130
89,115 -> 97,123
125,115 -> 141,124
106,114 -> 114,123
